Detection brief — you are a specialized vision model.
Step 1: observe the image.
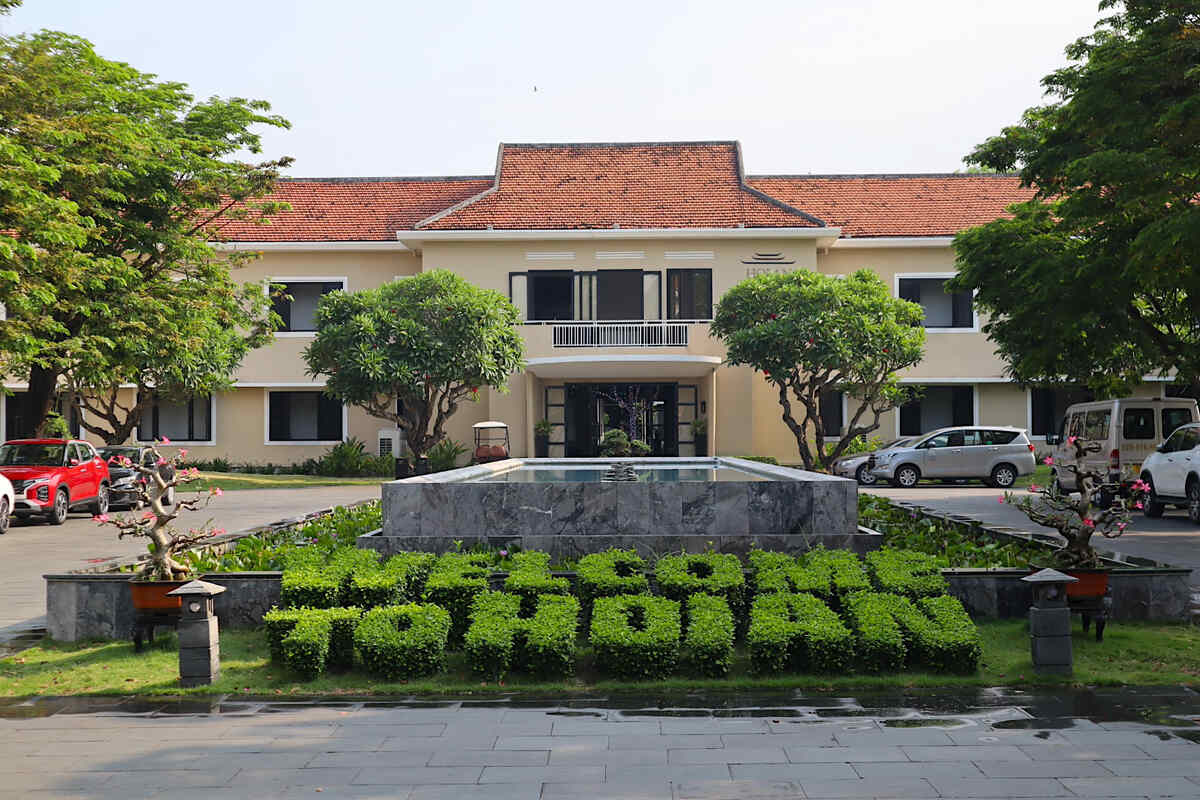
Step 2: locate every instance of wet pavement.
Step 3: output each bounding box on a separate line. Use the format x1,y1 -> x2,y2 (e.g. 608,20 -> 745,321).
2,687 -> 1200,798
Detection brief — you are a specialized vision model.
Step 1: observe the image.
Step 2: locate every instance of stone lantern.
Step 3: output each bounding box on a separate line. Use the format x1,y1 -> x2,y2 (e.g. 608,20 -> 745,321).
1021,568 -> 1077,674
166,579 -> 227,687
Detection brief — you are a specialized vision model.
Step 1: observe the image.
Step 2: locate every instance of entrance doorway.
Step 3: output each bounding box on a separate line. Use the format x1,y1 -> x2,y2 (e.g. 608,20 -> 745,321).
564,383 -> 680,456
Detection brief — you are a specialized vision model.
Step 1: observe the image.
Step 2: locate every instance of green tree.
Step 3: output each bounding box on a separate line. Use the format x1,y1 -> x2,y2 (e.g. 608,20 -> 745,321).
303,271 -> 526,459
711,270 -> 926,470
950,0 -> 1200,394
0,31 -> 290,436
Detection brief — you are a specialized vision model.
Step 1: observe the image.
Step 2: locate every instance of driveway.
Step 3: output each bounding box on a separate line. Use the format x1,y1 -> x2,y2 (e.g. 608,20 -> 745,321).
0,484 -> 383,637
865,483 -> 1200,572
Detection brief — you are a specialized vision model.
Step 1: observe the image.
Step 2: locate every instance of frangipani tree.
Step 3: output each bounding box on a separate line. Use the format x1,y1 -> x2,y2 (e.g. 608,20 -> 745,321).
1004,436 -> 1144,568
711,269 -> 926,471
96,442 -> 226,581
303,271 -> 526,460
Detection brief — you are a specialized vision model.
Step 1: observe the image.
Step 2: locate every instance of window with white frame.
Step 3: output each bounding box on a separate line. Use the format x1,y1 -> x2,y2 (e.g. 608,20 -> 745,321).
897,276 -> 973,329
137,395 -> 213,442
267,391 -> 343,442
271,279 -> 346,333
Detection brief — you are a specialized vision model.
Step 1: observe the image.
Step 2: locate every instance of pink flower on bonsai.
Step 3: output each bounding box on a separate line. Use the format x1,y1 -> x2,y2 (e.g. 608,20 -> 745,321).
1043,456 -> 1054,465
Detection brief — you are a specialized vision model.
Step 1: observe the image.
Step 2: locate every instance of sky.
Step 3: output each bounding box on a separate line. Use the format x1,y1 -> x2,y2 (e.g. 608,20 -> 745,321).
3,0 -> 1104,178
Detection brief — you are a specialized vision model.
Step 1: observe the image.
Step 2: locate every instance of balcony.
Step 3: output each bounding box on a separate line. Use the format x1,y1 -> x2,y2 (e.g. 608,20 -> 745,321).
541,320 -> 693,348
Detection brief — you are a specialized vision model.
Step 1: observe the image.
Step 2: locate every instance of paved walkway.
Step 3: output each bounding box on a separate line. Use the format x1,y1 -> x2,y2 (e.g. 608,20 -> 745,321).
0,485 -> 381,635
865,485 -> 1200,572
1,689 -> 1199,798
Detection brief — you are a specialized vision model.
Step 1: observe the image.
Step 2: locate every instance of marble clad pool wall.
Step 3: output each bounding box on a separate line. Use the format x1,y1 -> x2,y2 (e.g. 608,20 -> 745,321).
366,457 -> 870,559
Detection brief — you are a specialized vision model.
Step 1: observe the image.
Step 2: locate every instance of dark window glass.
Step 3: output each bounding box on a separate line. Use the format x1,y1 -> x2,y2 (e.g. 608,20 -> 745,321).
982,430 -> 1019,445
273,281 -> 343,332
137,396 -> 212,442
267,391 -> 342,442
596,270 -> 643,320
899,401 -> 921,436
897,278 -> 973,328
1163,408 -> 1194,439
527,272 -> 574,321
1122,408 -> 1155,440
820,390 -> 843,438
1083,409 -> 1111,440
666,269 -> 712,320
1030,386 -> 1094,437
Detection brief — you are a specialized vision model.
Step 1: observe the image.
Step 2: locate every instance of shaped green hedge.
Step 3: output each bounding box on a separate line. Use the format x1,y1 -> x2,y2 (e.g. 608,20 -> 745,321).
590,594 -> 681,680
577,549 -> 649,602
464,590 -> 579,680
842,591 -> 979,673
354,603 -> 452,680
422,552 -> 492,645
746,592 -> 855,674
865,548 -> 949,598
263,606 -> 362,678
653,553 -> 745,630
750,548 -> 870,601
683,593 -> 735,677
503,551 -> 571,615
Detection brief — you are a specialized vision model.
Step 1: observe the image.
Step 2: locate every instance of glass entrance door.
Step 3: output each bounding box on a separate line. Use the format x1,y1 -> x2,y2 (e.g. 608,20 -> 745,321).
563,383 -> 679,456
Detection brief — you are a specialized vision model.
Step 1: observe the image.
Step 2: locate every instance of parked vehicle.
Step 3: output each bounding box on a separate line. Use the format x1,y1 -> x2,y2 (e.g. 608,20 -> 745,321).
1138,421 -> 1200,523
832,438 -> 914,485
98,445 -> 176,509
1045,397 -> 1198,493
0,439 -> 111,525
868,426 -> 1036,488
0,474 -> 12,535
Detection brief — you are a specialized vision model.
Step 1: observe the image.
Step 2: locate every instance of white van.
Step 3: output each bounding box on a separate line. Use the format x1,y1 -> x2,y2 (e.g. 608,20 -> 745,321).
1045,396 -> 1199,491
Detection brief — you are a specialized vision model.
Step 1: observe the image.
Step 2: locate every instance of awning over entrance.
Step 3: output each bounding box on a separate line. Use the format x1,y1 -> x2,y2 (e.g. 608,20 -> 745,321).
526,355 -> 721,380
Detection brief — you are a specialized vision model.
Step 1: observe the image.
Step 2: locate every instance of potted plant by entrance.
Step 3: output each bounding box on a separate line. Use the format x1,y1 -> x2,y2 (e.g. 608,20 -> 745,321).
93,441 -> 227,612
691,417 -> 709,457
1004,436 -> 1145,631
534,419 -> 552,458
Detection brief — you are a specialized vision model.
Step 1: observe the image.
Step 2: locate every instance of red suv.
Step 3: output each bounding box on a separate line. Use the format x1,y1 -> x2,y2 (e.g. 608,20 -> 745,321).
0,439 -> 111,525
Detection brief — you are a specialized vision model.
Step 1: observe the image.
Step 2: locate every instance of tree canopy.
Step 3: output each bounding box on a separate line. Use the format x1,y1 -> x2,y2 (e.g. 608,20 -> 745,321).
0,30 -> 290,436
711,269 -> 926,470
950,0 -> 1200,394
303,271 -> 527,459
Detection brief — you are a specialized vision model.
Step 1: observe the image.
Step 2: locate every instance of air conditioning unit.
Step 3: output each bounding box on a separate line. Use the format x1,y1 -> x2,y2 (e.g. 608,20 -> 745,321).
378,429 -> 405,458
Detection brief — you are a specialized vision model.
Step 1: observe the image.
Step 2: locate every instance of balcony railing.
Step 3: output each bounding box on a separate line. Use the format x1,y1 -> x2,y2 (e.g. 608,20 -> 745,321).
543,320 -> 693,348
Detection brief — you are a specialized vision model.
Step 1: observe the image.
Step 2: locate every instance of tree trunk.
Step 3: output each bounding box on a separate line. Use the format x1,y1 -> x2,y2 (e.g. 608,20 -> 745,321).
26,365 -> 60,438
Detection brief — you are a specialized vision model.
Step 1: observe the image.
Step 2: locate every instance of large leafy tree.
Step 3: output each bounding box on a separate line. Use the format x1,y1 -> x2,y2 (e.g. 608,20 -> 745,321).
711,270 -> 926,470
0,31 -> 290,436
950,0 -> 1200,394
303,271 -> 527,459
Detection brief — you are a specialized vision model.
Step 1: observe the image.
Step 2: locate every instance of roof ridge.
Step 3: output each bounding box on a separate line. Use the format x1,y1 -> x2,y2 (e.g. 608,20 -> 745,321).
500,140 -> 739,150
748,172 -> 1022,179
278,175 -> 493,184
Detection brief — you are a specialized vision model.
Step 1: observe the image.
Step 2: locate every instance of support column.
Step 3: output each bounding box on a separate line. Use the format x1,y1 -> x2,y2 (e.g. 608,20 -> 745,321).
707,369 -> 718,455
525,371 -> 537,459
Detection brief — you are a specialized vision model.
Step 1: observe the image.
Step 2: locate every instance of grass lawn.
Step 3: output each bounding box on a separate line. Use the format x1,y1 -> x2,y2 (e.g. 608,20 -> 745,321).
190,472 -> 387,492
1014,464 -> 1052,489
3,620 -> 1197,698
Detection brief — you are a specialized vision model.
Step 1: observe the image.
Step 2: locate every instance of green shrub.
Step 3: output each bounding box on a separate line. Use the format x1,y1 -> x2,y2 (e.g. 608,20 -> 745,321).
281,613 -> 331,679
683,594 -> 735,678
427,439 -> 469,472
598,429 -> 632,457
324,607 -> 362,671
914,595 -> 982,673
280,568 -> 342,609
262,607 -> 304,661
746,592 -> 855,675
464,591 -> 579,680
577,549 -> 649,602
388,551 -> 437,599
343,552 -> 437,608
503,551 -> 570,615
750,548 -> 869,601
842,592 -> 906,672
422,552 -> 493,645
590,594 -> 681,680
354,604 -> 451,680
866,548 -> 949,598
630,439 -> 651,456
653,553 -> 746,630
843,592 -> 979,673
315,437 -> 392,477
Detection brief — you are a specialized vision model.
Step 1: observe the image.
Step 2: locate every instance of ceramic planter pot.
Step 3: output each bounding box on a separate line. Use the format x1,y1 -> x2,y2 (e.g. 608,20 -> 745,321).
535,434 -> 550,458
128,580 -> 187,611
1064,568 -> 1109,599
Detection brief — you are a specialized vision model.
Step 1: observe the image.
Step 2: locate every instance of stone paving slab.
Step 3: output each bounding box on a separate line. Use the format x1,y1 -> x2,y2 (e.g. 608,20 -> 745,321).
2,696 -> 1200,798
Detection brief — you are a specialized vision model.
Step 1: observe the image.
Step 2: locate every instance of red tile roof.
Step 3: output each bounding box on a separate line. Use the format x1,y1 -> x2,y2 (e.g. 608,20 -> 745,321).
746,174 -> 1034,238
207,177 -> 492,242
414,142 -> 824,230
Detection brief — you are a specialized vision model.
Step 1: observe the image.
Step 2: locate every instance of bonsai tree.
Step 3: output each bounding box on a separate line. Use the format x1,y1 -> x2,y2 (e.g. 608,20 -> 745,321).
599,429 -> 632,457
1004,436 -> 1145,568
711,269 -> 926,471
94,442 -> 226,581
303,271 -> 526,460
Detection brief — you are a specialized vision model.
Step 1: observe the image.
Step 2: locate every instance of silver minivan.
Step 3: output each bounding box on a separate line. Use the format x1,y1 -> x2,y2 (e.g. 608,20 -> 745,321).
868,426 -> 1037,488
1045,397 -> 1198,491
